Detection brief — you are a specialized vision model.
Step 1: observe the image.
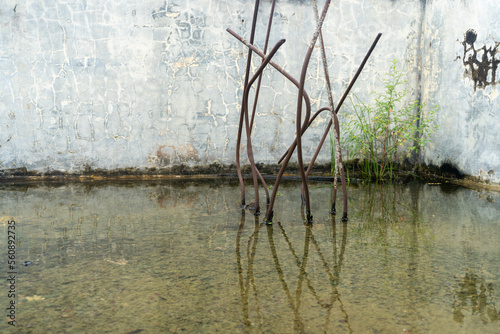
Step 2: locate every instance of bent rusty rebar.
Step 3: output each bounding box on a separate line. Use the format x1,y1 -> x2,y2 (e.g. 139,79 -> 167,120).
278,106 -> 331,165
250,0 -> 277,131
228,0 -> 382,225
248,0 -> 277,205
298,107 -> 331,197
307,32 -> 383,179
227,28 -> 316,204
296,107 -> 347,219
235,0 -> 261,208
243,39 -> 287,215
330,108 -> 348,220
266,0 -> 332,224
226,29 -> 313,151
312,0 -> 346,218
294,32 -> 383,220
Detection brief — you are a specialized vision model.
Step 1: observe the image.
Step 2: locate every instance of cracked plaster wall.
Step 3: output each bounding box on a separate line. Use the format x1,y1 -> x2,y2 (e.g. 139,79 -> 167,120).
0,0 -> 498,184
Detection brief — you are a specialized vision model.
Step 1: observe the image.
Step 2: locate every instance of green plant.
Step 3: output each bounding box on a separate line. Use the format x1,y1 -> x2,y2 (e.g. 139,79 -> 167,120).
340,60 -> 438,180
267,185 -> 282,197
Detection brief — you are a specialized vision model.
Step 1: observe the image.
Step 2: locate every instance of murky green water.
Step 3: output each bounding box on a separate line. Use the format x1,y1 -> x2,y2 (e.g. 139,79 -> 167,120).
0,179 -> 499,333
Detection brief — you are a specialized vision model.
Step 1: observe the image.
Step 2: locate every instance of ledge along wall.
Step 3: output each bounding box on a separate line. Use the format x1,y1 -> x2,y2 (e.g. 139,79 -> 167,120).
0,0 -> 499,185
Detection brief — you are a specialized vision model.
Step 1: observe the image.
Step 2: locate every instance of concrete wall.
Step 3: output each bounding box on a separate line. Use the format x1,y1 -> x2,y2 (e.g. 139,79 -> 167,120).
419,0 -> 500,185
0,0 -> 498,184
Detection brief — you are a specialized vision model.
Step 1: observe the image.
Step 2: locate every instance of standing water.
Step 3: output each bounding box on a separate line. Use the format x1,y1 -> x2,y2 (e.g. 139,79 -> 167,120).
0,179 -> 499,333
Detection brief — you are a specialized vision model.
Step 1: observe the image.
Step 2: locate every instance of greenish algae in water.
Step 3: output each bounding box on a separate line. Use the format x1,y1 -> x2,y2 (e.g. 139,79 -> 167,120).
0,180 -> 499,333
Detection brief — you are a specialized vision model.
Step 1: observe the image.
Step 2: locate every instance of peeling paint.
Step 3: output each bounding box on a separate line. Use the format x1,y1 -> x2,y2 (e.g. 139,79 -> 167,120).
174,56 -> 200,68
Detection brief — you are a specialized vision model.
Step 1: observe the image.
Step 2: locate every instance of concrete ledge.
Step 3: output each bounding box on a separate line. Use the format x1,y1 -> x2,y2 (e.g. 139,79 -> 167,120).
1,162 -> 499,193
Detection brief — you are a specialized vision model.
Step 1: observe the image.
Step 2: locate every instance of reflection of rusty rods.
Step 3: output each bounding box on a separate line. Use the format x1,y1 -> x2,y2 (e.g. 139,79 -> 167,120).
227,0 -> 382,223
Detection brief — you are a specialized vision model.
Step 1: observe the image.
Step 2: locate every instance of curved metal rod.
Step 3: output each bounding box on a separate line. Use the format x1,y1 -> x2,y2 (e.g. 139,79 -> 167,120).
227,27 -> 315,213
278,1 -> 335,207
243,39 -> 287,215
279,31 -> 383,166
235,0 -> 261,207
301,33 -> 383,220
278,106 -> 331,164
226,28 -> 313,157
248,0 -> 277,205
299,107 -> 331,199
267,0 -> 332,224
297,109 -> 346,219
250,0 -> 277,131
313,0 -> 345,216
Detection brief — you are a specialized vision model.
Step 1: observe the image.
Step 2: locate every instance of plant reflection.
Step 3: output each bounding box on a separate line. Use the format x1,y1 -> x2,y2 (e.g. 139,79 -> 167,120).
349,182 -> 432,251
236,208 -> 350,332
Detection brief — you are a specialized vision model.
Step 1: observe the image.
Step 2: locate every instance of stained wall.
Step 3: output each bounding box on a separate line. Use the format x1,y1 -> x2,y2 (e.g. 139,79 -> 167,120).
419,0 -> 500,184
0,0 -> 498,184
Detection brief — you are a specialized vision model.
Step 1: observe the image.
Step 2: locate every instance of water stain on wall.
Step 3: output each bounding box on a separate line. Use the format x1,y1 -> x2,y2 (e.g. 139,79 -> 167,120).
461,29 -> 500,91
148,144 -> 200,167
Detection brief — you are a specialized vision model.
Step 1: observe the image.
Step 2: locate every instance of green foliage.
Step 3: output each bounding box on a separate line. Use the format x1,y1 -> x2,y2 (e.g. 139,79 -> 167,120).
340,60 -> 439,180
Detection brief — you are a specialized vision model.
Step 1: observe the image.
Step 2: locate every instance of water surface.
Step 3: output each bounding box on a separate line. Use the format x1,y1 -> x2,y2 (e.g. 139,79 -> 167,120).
0,179 -> 499,333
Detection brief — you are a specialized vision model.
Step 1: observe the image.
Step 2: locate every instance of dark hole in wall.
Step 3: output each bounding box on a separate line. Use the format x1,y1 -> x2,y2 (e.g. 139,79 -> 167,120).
439,162 -> 465,179
421,161 -> 466,181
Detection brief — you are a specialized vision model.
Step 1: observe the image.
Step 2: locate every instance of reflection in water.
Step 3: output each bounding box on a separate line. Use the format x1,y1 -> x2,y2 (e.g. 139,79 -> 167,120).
0,180 -> 499,333
237,206 -> 350,333
453,269 -> 499,323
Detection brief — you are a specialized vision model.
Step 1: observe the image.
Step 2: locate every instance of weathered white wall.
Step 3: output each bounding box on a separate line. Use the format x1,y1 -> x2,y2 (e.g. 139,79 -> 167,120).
0,0 -> 498,184
0,0 -> 423,172
419,0 -> 500,184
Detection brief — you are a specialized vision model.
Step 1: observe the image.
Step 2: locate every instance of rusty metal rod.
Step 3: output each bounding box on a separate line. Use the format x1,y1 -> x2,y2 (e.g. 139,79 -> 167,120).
227,28 -> 313,152
278,106 -> 330,165
248,0 -> 277,205
243,39 -> 287,215
312,0 -> 346,217
292,0 -> 332,222
229,1 -> 381,223
331,106 -> 349,220
302,32 -> 383,219
313,0 -> 345,216
228,28 -> 315,202
334,33 -> 383,125
235,0 -> 261,207
300,32 -> 383,217
297,109 -> 345,218
299,107 -> 330,202
278,34 -> 382,168
250,0 -> 277,131
265,0 -> 332,224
